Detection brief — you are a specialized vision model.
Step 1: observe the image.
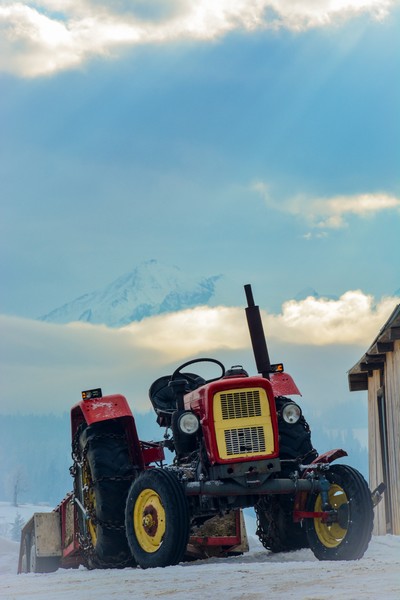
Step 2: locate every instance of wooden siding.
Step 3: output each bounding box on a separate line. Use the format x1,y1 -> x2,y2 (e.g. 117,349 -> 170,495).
384,340 -> 400,534
367,371 -> 385,535
368,340 -> 400,535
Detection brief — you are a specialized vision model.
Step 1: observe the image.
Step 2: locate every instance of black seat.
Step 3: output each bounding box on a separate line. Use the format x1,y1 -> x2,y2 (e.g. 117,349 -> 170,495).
149,373 -> 205,426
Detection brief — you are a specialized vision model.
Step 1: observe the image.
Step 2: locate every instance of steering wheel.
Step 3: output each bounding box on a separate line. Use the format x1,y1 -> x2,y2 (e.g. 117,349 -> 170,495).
171,358 -> 226,387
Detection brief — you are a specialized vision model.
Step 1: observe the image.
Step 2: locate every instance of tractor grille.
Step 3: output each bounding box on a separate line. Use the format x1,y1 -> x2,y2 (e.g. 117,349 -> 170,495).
213,386 -> 276,460
220,390 -> 262,420
224,426 -> 266,456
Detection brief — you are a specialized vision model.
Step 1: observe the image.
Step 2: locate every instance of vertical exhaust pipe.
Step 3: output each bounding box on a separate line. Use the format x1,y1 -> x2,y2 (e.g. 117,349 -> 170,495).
244,284 -> 271,379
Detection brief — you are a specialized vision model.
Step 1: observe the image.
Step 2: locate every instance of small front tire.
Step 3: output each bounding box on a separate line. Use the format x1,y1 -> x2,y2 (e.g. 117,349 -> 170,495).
125,469 -> 190,569
305,464 -> 373,560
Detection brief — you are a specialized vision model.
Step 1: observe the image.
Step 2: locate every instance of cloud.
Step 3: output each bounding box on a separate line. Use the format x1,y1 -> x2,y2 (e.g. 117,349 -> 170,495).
0,0 -> 396,77
0,290 -> 398,413
125,306 -> 247,358
125,291 -> 400,351
267,291 -> 399,345
306,193 -> 400,229
252,183 -> 400,233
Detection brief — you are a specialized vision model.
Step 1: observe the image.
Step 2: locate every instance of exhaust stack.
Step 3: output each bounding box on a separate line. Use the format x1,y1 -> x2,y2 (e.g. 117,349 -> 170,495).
244,284 -> 271,379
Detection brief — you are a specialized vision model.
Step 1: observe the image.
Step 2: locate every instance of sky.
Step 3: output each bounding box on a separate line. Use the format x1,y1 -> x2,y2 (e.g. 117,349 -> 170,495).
0,1 -> 400,422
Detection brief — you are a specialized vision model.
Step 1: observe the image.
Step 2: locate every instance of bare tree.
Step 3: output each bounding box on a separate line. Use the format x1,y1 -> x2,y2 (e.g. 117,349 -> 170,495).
11,468 -> 27,507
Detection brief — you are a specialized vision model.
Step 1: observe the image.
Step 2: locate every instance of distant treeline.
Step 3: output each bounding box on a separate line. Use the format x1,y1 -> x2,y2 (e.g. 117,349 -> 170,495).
0,411 -> 368,506
0,413 -> 72,505
0,412 -> 162,505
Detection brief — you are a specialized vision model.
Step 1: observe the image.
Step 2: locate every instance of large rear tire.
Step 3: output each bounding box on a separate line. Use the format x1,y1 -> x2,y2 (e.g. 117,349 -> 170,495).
255,495 -> 308,553
74,421 -> 135,568
276,396 -> 317,463
305,464 -> 373,560
125,468 -> 190,569
255,398 -> 317,553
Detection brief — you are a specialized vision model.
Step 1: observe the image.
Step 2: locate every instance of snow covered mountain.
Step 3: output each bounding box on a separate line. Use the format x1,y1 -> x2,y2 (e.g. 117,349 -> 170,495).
40,260 -> 221,327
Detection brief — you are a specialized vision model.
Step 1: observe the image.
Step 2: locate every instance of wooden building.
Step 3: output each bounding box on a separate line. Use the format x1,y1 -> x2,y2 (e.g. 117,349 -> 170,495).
348,304 -> 400,535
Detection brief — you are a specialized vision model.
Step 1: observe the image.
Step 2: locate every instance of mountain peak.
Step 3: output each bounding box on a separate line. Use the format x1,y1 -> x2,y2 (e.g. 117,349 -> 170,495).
40,260 -> 222,327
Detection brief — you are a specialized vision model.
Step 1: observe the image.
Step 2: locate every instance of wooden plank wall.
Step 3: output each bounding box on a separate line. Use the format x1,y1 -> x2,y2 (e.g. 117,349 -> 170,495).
384,339 -> 400,534
368,340 -> 400,535
367,371 -> 386,535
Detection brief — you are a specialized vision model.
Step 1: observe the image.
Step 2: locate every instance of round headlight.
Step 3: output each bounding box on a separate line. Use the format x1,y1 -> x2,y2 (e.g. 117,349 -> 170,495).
281,402 -> 302,424
178,412 -> 199,434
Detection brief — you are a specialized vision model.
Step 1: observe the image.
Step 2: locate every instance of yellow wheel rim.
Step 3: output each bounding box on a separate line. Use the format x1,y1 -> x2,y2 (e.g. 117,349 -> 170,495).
314,484 -> 348,548
134,488 -> 166,553
82,462 -> 97,546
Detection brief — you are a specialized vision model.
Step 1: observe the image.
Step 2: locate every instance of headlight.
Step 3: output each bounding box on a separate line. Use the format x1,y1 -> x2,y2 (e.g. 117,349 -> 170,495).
281,402 -> 302,424
178,412 -> 199,434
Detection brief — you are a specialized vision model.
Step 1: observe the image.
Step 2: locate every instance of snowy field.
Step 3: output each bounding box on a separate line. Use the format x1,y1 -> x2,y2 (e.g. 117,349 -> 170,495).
1,502 -> 399,600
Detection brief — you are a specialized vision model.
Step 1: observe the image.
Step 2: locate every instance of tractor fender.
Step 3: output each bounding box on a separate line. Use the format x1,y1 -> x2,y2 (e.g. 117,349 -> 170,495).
70,394 -> 160,469
71,393 -> 133,432
270,371 -> 301,396
293,449 -> 348,518
304,448 -> 348,467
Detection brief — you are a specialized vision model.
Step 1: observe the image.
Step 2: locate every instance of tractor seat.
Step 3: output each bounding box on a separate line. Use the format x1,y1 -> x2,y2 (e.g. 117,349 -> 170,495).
149,373 -> 205,427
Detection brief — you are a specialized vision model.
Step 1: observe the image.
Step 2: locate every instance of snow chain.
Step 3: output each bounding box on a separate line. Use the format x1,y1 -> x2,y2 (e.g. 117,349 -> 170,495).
70,428 -> 137,569
255,497 -> 279,548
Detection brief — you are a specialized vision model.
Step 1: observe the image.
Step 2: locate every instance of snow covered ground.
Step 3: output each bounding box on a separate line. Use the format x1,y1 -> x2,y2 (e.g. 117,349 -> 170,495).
1,502 -> 399,600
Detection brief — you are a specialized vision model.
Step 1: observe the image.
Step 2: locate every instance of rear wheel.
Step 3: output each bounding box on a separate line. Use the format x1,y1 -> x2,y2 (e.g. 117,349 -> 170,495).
305,464 -> 373,560
74,421 -> 135,568
276,396 -> 317,463
255,399 -> 317,553
125,468 -> 190,569
255,495 -> 308,553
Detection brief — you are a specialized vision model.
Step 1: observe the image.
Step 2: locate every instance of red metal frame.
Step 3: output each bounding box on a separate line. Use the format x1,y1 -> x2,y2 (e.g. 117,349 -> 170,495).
140,441 -> 165,466
294,511 -> 332,522
293,448 -> 348,522
56,494 -> 82,567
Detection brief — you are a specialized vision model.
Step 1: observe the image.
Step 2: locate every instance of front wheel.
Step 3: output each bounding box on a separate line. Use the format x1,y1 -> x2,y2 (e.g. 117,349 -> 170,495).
305,464 -> 373,560
125,468 -> 190,569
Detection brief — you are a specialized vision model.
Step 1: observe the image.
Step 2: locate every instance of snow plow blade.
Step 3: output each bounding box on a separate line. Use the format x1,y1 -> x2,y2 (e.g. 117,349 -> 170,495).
18,493 -> 82,574
18,513 -> 62,574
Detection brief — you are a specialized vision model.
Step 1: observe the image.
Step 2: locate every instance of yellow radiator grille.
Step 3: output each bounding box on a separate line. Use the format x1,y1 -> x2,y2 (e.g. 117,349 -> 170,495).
213,387 -> 275,460
224,426 -> 266,456
220,390 -> 262,420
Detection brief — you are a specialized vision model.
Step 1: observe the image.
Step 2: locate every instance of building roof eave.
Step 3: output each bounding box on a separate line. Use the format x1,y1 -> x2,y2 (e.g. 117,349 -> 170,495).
348,304 -> 400,392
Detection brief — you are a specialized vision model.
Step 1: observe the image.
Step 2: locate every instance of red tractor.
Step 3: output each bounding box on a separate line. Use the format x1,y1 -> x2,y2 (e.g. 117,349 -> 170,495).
19,285 -> 381,572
